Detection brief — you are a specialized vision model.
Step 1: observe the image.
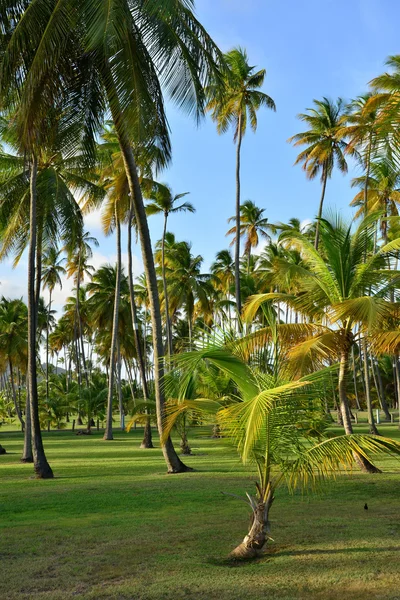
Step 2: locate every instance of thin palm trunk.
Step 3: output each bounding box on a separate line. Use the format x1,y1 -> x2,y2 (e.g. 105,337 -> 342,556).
117,342 -> 124,431
127,205 -> 153,449
103,212 -> 122,440
362,337 -> 379,435
235,113 -> 243,318
28,156 -> 53,479
351,346 -> 361,410
314,165 -> 328,250
229,487 -> 274,559
21,382 -> 33,463
371,357 -> 391,420
46,288 -> 52,409
114,132 -> 189,472
162,213 -> 173,356
9,359 -> 24,429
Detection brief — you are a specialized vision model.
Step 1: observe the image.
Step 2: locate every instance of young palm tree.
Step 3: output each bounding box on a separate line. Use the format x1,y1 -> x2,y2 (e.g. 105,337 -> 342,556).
206,47 -> 276,315
227,200 -> 275,275
146,183 -> 194,355
165,334 -> 400,559
288,98 -> 348,249
243,214 -> 400,470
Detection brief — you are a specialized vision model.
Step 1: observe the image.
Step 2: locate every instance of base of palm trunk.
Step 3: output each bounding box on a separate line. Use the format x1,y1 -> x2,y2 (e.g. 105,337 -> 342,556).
140,420 -> 154,448
180,436 -> 192,455
34,462 -> 54,479
103,432 -> 114,440
167,460 -> 194,474
355,452 -> 382,473
21,455 -> 33,463
229,499 -> 272,560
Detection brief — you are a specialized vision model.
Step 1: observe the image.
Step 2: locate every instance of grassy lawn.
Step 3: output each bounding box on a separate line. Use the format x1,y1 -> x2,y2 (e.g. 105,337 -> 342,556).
1,425 -> 400,600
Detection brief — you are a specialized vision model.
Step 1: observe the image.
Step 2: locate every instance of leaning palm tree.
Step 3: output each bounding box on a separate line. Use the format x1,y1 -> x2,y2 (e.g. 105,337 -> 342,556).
164,332 -> 400,559
0,0 -> 222,474
146,184 -> 195,355
227,200 -> 275,275
206,47 -> 276,315
243,213 -> 400,470
288,98 -> 348,249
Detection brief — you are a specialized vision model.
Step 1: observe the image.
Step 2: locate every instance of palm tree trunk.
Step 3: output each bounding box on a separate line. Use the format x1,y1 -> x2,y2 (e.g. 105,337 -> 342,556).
338,348 -> 353,434
9,359 -> 24,429
21,382 -> 33,463
114,133 -> 189,472
235,113 -> 243,318
362,338 -> 379,435
103,212 -> 122,441
117,341 -> 124,431
351,346 -> 361,410
314,165 -> 328,250
229,488 -> 274,559
162,213 -> 173,356
46,289 -> 52,410
127,204 -> 153,449
28,156 -> 53,479
372,357 -> 391,421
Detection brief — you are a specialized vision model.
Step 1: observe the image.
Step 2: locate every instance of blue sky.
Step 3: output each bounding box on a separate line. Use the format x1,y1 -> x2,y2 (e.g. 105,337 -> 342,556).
1,0 -> 399,310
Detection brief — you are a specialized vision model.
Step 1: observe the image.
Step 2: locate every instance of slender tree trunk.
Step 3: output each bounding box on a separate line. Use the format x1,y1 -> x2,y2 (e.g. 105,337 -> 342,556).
362,337 -> 379,435
162,213 -> 173,356
229,489 -> 274,559
127,205 -> 153,449
114,133 -> 189,472
21,383 -> 33,463
372,357 -> 391,420
351,346 -> 361,410
46,289 -> 52,410
117,342 -> 124,431
103,212 -> 122,441
235,114 -> 243,318
314,166 -> 328,250
28,156 -> 53,479
9,359 -> 24,429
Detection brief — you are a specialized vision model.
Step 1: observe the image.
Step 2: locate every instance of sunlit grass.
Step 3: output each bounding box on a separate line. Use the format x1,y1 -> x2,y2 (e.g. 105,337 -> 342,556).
1,425 -> 399,600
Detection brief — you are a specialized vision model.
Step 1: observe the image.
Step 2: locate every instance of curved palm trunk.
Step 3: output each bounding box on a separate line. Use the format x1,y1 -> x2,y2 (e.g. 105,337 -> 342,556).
314,166 -> 328,250
28,156 -> 53,479
115,133 -> 189,472
162,213 -> 173,356
127,206 -> 153,449
9,359 -> 24,429
229,488 -> 274,560
371,356 -> 391,421
21,383 -> 33,463
235,114 -> 243,319
103,213 -> 122,440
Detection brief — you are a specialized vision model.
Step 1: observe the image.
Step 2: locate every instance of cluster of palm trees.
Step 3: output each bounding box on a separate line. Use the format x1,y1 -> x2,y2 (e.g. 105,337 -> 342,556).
0,1 -> 400,520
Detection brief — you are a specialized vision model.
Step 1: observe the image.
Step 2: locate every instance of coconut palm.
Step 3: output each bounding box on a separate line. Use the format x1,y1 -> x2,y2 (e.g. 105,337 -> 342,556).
227,200 -> 275,275
146,183 -> 194,355
165,331 -> 400,559
206,47 -> 276,315
0,0 -> 222,474
243,213 -> 400,470
0,297 -> 27,429
41,246 -> 66,407
288,98 -> 348,249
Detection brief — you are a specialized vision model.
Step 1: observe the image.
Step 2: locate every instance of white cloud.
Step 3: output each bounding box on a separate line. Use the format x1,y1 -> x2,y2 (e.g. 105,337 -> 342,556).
83,208 -> 103,232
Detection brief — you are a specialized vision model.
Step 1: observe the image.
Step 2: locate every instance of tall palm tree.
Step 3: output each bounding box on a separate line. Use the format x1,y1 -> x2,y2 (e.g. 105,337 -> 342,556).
243,214 -> 400,471
227,200 -> 275,275
0,297 -> 27,429
288,98 -> 348,249
206,47 -> 276,315
42,246 -> 66,407
0,0 -> 222,474
146,183 -> 194,355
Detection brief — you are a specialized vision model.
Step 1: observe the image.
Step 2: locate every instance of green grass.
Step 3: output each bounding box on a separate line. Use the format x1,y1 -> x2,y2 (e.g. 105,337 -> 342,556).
1,425 -> 400,600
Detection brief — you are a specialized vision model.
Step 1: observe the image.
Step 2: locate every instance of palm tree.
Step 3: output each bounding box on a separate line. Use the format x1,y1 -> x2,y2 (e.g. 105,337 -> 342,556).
163,240 -> 214,348
206,47 -> 276,315
227,200 -> 275,275
146,183 -> 194,355
243,214 -> 400,470
288,98 -> 348,249
42,246 -> 66,408
0,0 -> 222,474
350,157 -> 400,245
0,297 -> 27,429
165,333 -> 400,559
